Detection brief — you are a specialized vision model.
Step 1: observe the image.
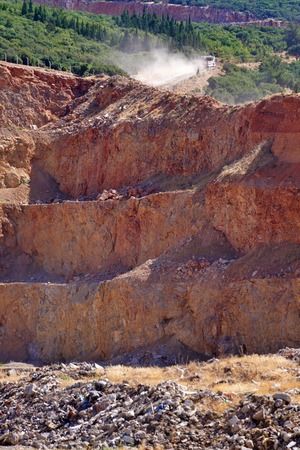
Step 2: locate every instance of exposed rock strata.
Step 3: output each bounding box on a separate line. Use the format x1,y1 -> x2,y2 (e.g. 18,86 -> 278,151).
35,0 -> 284,26
0,190 -> 204,278
0,63 -> 300,362
0,62 -> 92,129
1,265 -> 299,362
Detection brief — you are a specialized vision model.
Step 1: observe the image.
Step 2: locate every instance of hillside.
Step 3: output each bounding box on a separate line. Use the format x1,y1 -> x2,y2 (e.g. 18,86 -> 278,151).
0,2 -> 125,74
1,62 -> 300,365
1,26 -> 300,444
1,65 -> 300,448
169,0 -> 300,21
0,0 -> 292,69
116,11 -> 300,102
31,0 -> 299,24
3,0 -> 300,105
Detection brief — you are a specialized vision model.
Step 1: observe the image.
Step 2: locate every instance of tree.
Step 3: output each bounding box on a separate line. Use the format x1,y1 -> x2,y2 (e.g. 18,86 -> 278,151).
28,0 -> 33,14
286,24 -> 300,48
21,0 -> 27,15
42,6 -> 47,21
289,44 -> 300,57
33,6 -> 39,20
120,10 -> 130,27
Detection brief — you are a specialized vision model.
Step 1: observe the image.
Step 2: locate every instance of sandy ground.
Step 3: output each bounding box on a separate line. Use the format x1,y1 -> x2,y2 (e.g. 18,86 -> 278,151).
162,64 -> 222,96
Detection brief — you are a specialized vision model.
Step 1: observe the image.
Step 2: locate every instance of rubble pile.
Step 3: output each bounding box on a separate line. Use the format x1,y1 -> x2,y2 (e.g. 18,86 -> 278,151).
96,185 -> 153,202
96,189 -> 124,201
175,258 -> 211,280
1,365 -> 300,449
224,393 -> 300,450
279,348 -> 300,363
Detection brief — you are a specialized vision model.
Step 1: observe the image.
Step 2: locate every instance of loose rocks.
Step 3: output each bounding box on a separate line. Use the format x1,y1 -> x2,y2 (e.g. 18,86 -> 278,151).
0,365 -> 300,449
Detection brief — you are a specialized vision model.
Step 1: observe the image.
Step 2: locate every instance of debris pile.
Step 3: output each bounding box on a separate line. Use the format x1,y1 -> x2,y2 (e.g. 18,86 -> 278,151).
223,393 -> 300,450
96,185 -> 152,202
1,365 -> 300,449
96,189 -> 124,201
279,348 -> 300,363
175,258 -> 211,279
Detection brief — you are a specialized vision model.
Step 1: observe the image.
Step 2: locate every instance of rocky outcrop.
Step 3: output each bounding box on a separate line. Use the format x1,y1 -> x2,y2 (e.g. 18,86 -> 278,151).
0,62 -> 93,197
0,63 -> 300,362
0,62 -> 93,129
34,0 -> 284,26
36,0 -> 254,23
0,190 -> 204,278
32,83 -> 300,198
206,162 -> 300,252
1,251 -> 299,362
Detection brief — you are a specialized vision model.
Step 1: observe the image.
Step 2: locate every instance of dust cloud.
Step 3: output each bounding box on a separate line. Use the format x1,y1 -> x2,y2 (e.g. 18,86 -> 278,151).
123,49 -> 208,87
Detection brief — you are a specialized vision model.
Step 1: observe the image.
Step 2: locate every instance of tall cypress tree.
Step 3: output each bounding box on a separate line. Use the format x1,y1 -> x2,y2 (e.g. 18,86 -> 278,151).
21,0 -> 27,15
33,6 -> 38,20
42,6 -> 47,21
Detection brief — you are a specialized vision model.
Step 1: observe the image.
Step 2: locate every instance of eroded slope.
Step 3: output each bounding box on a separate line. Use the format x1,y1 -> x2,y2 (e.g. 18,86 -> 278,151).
0,63 -> 300,362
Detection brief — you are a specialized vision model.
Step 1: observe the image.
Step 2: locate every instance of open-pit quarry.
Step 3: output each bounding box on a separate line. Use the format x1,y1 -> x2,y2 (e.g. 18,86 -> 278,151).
1,61 -> 300,450
1,61 -> 300,363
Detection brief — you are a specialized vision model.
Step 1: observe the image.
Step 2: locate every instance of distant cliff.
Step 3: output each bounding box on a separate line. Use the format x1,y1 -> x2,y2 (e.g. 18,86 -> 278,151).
33,0 -> 282,25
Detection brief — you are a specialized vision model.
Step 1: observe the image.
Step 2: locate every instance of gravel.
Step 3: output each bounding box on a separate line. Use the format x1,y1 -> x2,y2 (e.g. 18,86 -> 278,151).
1,363 -> 300,449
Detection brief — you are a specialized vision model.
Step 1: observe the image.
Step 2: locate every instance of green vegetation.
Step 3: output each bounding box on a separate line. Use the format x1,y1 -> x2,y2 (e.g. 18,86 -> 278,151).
0,0 -> 125,74
206,56 -> 300,104
117,11 -> 300,60
116,10 -> 300,103
0,0 -> 166,74
1,0 -> 299,76
167,0 -> 300,22
1,0 -> 300,104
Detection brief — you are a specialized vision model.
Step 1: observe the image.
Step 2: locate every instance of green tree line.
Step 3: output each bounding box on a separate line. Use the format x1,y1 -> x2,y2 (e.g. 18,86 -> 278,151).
116,9 -> 300,59
21,0 -> 111,42
0,0 -> 128,74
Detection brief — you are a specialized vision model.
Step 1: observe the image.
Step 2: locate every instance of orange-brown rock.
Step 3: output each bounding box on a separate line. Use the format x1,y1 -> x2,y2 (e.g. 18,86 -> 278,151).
0,62 -> 94,200
206,147 -> 300,252
0,62 -> 300,363
35,0 -> 284,27
32,81 -> 300,198
1,253 -> 299,362
0,190 -> 204,278
0,62 -> 93,129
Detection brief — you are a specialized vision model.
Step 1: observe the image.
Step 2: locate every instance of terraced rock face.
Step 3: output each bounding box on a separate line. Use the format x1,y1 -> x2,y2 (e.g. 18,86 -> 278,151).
0,191 -> 204,278
0,62 -> 300,363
